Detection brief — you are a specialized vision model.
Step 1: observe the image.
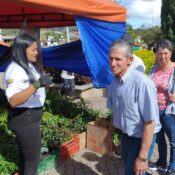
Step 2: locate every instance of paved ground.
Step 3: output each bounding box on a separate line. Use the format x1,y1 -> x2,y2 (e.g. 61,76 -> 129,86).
46,146 -> 161,175
44,97 -> 168,175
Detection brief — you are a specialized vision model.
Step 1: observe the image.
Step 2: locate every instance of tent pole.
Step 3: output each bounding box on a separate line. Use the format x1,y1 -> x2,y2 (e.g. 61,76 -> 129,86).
66,26 -> 70,43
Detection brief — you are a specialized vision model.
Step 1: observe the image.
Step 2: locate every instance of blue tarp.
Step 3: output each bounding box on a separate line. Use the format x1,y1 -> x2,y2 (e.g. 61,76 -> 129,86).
42,40 -> 91,76
75,16 -> 125,87
0,16 -> 126,87
0,44 -> 10,72
0,41 -> 90,76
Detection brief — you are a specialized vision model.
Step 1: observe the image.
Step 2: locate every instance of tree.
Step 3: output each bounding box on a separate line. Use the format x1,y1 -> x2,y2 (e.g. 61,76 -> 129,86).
126,23 -> 133,30
161,0 -> 175,44
1,29 -> 19,36
136,26 -> 163,49
41,31 -> 64,44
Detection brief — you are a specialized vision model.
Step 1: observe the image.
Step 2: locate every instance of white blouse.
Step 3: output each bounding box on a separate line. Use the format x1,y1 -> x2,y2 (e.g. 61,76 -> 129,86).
3,61 -> 46,108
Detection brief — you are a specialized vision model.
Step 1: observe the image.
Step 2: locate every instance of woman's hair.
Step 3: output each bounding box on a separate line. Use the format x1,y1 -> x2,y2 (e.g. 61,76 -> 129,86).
110,39 -> 133,58
155,39 -> 174,53
10,33 -> 38,83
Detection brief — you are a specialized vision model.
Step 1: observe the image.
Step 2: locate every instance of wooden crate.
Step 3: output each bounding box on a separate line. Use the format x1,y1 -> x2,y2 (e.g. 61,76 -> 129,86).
86,119 -> 109,155
60,133 -> 80,161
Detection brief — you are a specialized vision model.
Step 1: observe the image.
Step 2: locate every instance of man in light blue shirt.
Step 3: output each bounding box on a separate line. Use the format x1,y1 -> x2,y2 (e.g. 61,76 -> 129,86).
106,39 -> 161,175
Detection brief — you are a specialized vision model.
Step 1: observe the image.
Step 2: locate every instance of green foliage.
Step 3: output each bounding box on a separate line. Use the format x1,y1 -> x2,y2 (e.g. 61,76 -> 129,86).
135,26 -> 163,49
126,23 -> 133,30
134,50 -> 156,74
0,109 -> 12,137
103,110 -> 121,146
41,112 -> 72,149
45,91 -> 99,122
0,109 -> 8,133
42,93 -> 100,150
161,0 -> 175,44
103,110 -> 112,121
1,29 -> 19,36
41,31 -> 65,43
0,91 -> 100,174
161,0 -> 175,58
113,129 -> 122,146
0,109 -> 18,175
0,155 -> 17,175
0,136 -> 18,172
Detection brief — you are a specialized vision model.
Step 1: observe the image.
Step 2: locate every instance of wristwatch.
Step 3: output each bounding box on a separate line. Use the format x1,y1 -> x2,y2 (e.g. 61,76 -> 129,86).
137,156 -> 148,162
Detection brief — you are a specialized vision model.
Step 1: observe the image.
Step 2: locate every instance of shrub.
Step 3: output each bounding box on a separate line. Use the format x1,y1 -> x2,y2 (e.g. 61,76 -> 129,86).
0,92 -> 100,173
42,93 -> 100,151
134,50 -> 156,74
0,109 -> 18,175
0,155 -> 17,175
45,91 -> 99,123
41,112 -> 72,150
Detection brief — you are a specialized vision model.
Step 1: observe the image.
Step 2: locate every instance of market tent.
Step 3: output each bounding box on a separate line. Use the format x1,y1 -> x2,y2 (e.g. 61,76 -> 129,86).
0,0 -> 126,87
0,0 -> 126,28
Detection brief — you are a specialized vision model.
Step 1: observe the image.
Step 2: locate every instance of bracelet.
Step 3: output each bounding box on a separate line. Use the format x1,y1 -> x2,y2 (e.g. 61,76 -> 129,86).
137,156 -> 148,162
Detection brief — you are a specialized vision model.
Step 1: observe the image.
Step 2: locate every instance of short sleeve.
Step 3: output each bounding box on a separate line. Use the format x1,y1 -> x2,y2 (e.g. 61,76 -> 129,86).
138,80 -> 159,122
4,67 -> 29,100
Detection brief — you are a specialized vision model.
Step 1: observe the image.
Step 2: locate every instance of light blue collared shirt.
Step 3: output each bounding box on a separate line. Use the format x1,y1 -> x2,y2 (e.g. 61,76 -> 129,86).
107,68 -> 161,138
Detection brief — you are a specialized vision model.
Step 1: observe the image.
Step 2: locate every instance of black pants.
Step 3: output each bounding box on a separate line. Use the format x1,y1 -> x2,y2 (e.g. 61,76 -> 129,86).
8,107 -> 42,175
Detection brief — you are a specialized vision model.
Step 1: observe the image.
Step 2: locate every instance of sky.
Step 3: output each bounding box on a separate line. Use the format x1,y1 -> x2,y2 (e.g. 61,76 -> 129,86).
117,0 -> 162,29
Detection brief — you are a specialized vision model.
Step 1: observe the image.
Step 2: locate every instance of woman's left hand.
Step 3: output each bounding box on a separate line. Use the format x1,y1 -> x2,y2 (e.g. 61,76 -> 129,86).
169,93 -> 175,102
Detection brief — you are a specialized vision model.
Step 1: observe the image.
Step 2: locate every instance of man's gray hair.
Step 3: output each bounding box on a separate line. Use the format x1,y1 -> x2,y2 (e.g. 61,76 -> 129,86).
110,39 -> 133,57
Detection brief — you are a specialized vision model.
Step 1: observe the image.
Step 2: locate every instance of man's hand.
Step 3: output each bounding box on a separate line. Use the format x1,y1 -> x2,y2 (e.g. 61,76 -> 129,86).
135,120 -> 154,174
134,157 -> 148,175
104,132 -> 114,156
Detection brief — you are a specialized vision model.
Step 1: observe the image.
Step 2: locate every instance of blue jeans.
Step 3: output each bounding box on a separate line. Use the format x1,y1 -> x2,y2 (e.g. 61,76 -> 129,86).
121,133 -> 156,175
159,111 -> 175,170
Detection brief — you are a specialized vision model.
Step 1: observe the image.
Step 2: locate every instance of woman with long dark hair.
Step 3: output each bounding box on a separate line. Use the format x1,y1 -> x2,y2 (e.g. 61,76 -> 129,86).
3,33 -> 51,175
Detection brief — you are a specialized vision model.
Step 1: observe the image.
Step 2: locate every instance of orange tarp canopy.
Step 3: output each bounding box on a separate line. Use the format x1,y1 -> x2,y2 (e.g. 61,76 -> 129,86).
0,0 -> 126,28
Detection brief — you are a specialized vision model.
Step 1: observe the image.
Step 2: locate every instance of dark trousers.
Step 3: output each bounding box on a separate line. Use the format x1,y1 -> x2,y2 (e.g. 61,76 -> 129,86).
121,133 -> 156,175
156,110 -> 167,166
8,107 -> 42,175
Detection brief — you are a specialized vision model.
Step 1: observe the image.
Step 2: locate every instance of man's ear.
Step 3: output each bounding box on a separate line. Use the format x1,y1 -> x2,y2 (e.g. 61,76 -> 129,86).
127,56 -> 133,66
